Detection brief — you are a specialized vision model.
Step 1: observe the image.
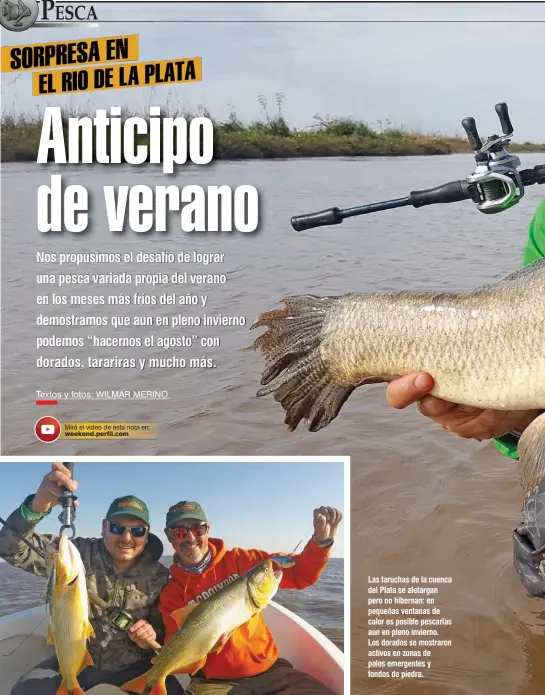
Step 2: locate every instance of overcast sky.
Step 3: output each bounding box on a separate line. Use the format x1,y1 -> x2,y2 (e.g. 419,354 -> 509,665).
1,2 -> 544,141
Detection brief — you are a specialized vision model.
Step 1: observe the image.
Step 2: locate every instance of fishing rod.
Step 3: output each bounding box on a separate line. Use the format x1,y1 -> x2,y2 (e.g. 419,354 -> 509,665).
0,516 -> 49,560
269,520 -> 328,568
0,463 -> 77,554
291,102 -> 545,232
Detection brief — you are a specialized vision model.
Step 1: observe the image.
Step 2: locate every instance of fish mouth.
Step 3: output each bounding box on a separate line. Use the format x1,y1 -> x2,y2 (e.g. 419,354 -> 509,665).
273,570 -> 283,581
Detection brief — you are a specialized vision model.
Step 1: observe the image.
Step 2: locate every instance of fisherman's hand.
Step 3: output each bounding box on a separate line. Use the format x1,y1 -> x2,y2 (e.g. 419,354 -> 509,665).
313,506 -> 342,542
32,462 -> 79,514
386,373 -> 541,440
128,620 -> 157,649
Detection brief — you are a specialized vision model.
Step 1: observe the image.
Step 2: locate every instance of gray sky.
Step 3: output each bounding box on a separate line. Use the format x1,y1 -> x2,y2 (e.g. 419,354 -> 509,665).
1,2 -> 544,141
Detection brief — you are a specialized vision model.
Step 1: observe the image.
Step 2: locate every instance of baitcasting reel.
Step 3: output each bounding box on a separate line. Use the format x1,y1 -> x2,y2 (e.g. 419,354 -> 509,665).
291,102 -> 545,232
96,606 -> 162,655
463,102 -> 523,214
97,608 -> 138,649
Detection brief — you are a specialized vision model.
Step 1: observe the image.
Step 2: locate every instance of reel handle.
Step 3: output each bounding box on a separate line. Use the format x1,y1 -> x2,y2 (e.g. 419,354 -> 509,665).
461,117 -> 483,152
495,102 -> 513,135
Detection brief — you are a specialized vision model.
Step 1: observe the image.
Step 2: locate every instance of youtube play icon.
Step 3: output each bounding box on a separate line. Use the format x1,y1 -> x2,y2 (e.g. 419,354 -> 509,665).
35,416 -> 61,443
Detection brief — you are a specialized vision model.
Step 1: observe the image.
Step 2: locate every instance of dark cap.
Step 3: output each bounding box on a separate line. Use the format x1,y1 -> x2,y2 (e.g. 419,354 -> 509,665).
166,501 -> 207,528
106,495 -> 150,526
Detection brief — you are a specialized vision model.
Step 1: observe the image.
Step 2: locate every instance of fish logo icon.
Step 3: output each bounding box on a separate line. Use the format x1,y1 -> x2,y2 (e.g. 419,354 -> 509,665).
0,0 -> 38,31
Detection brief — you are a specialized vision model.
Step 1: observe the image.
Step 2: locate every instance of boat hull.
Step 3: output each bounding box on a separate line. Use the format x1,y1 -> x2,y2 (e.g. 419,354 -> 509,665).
0,602 -> 344,695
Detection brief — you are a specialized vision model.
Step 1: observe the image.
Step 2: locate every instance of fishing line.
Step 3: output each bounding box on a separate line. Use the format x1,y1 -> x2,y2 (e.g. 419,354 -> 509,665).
0,516 -> 58,657
289,509 -> 337,554
291,527 -> 314,555
1,609 -> 49,657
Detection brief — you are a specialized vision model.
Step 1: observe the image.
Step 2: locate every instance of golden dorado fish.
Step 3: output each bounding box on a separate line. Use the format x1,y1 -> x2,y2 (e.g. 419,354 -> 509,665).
120,559 -> 282,695
252,258 -> 545,490
47,535 -> 95,695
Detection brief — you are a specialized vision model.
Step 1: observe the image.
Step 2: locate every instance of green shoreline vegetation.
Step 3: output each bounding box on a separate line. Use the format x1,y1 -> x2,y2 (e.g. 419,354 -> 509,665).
2,94 -> 544,162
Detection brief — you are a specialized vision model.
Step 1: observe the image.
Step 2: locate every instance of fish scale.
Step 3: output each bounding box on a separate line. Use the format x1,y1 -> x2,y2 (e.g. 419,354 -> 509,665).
252,258 -> 545,490
48,535 -> 95,695
120,560 -> 282,695
151,577 -> 255,681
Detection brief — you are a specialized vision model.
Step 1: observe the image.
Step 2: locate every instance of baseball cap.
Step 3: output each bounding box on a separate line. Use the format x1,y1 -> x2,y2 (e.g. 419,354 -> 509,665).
166,501 -> 207,528
105,495 -> 150,526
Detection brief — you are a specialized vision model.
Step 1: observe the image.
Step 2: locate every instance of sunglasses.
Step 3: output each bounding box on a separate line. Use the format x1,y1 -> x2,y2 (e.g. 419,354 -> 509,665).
108,522 -> 147,538
170,523 -> 209,540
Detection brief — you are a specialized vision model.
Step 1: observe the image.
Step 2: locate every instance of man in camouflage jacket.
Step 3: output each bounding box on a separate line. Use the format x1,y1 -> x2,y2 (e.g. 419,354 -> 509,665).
0,462 -> 183,695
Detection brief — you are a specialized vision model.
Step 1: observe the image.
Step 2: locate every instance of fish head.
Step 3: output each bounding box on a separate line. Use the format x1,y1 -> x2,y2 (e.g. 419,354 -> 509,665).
246,559 -> 282,610
54,534 -> 84,587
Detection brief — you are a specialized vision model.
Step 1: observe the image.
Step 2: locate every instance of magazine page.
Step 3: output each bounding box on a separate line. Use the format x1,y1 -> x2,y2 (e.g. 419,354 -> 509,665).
0,1 -> 544,695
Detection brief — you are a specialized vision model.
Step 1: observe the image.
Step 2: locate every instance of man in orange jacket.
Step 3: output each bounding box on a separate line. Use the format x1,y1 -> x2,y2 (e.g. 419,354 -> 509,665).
158,501 -> 342,694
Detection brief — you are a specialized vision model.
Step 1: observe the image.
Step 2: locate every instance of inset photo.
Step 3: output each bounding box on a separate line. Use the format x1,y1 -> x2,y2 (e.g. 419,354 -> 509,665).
0,457 -> 348,695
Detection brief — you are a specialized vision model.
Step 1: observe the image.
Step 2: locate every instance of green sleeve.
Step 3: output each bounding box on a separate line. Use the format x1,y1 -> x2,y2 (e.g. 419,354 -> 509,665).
493,198 -> 545,460
0,495 -> 54,577
522,198 -> 545,266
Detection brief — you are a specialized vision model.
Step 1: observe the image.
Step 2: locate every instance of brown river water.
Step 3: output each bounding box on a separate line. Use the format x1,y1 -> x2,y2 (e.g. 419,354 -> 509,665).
2,153 -> 545,693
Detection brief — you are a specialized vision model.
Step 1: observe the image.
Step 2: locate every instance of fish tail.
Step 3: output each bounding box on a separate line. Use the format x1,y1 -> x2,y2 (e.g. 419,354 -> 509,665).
55,680 -> 85,695
252,294 -> 356,431
120,672 -> 164,695
517,412 -> 545,493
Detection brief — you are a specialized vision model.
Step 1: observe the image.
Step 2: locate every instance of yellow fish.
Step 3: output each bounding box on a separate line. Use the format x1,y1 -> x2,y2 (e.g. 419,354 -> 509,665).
47,534 -> 95,695
121,559 -> 282,695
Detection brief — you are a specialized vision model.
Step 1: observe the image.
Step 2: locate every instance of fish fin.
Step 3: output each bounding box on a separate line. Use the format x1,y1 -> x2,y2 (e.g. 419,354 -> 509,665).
211,630 -> 234,653
517,412 -> 545,493
147,687 -> 168,695
252,295 -> 357,432
46,623 -> 55,646
478,257 -> 545,291
76,648 -> 94,675
68,686 -> 86,695
186,656 -> 207,675
170,603 -> 198,629
84,619 -> 96,639
120,672 -> 156,694
55,682 -> 85,695
168,656 -> 207,676
246,613 -> 260,639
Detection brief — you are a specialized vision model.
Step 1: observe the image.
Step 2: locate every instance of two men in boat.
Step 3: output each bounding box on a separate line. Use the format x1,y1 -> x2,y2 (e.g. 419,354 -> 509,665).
386,198 -> 545,597
0,462 -> 342,695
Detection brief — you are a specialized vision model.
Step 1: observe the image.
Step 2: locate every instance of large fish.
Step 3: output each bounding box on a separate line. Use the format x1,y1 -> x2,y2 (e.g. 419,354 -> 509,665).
120,559 -> 282,695
47,534 -> 95,695
252,258 -> 545,490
